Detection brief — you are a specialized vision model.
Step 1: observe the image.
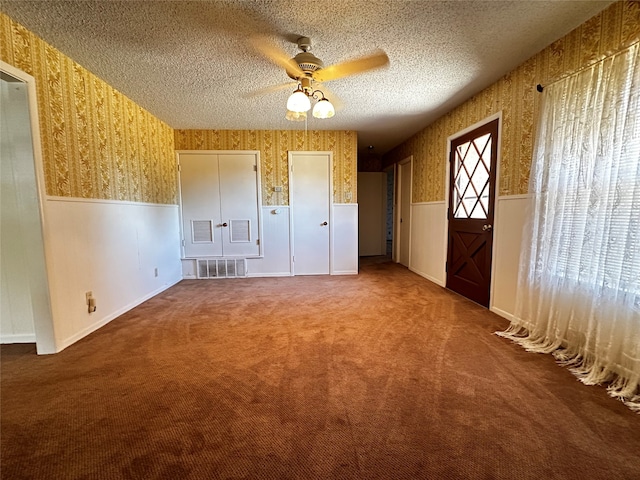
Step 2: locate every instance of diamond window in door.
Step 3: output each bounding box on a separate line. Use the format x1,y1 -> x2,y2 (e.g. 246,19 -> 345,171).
452,132 -> 492,219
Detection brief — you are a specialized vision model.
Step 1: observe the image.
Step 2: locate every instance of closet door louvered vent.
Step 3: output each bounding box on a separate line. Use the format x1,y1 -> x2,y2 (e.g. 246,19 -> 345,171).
191,220 -> 213,243
230,219 -> 251,243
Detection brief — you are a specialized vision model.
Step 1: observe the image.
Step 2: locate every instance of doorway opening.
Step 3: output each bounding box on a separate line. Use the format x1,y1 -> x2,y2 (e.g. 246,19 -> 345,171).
1,62 -> 56,354
395,157 -> 412,267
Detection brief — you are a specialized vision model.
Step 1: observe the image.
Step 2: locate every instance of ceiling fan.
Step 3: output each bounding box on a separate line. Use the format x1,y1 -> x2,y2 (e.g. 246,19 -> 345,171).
249,35 -> 389,120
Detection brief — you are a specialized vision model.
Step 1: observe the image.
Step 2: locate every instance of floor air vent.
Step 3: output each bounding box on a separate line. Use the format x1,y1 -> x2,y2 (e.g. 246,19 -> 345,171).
196,258 -> 247,279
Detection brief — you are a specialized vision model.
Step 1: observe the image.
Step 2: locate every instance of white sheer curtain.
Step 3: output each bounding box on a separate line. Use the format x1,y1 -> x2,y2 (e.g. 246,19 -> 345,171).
498,42 -> 640,411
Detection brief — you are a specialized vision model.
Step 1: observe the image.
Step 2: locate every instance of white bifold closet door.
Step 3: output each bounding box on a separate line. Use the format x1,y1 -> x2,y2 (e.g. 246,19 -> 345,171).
179,152 -> 260,258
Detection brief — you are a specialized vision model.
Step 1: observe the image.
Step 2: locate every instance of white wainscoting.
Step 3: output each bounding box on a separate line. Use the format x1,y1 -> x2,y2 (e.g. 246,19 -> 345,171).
409,202 -> 447,286
490,195 -> 529,321
44,197 -> 182,351
246,206 -> 292,277
332,204 -> 359,275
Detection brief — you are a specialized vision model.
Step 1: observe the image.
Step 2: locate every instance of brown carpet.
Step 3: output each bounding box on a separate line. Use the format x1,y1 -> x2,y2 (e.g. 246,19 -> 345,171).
2,260 -> 639,479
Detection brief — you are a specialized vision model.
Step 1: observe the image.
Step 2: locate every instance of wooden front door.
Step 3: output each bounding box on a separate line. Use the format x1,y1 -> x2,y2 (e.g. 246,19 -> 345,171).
446,119 -> 499,307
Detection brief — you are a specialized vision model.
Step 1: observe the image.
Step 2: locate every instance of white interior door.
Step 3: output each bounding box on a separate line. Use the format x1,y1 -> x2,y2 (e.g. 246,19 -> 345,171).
290,152 -> 331,275
398,159 -> 412,267
218,153 -> 260,257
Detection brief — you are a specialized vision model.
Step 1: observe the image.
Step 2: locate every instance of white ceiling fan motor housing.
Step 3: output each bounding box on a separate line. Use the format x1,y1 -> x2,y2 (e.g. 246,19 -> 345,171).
287,37 -> 324,80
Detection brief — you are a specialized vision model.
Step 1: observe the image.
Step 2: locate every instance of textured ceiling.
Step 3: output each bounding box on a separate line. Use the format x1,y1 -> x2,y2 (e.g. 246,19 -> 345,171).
1,0 -> 614,156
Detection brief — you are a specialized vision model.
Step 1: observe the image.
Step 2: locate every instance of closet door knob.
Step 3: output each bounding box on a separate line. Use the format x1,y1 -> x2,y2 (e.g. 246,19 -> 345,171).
321,221 -> 328,226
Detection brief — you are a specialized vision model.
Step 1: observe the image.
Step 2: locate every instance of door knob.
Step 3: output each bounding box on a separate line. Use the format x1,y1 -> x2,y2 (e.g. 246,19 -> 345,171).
482,224 -> 492,231
220,222 -> 228,227
321,221 -> 328,226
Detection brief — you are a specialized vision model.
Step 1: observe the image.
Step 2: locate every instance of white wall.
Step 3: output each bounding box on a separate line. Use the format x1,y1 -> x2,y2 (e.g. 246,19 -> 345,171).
408,202 -> 447,286
0,79 -> 48,344
490,195 -> 529,320
332,204 -> 359,275
44,198 -> 182,351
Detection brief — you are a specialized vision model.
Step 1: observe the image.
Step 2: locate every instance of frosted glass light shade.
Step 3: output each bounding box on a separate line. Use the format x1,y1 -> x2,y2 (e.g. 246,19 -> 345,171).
287,90 -> 311,113
312,98 -> 335,119
285,110 -> 307,122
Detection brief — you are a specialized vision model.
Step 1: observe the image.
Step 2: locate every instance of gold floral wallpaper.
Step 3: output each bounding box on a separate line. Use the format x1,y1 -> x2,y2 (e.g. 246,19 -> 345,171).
384,0 -> 640,201
0,13 -> 177,204
175,129 -> 358,206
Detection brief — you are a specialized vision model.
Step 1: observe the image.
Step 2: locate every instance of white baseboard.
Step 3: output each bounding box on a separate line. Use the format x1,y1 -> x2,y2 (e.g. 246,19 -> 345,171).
410,267 -> 446,287
57,278 -> 182,352
0,333 -> 36,344
247,272 -> 293,278
490,306 -> 514,322
331,270 -> 358,275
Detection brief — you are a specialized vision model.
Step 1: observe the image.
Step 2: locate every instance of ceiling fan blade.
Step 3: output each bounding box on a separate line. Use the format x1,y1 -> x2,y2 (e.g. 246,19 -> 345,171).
249,35 -> 304,79
242,81 -> 297,98
314,50 -> 389,83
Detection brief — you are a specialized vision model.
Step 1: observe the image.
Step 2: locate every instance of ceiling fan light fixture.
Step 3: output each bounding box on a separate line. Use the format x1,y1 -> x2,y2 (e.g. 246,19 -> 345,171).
312,97 -> 335,119
286,88 -> 311,113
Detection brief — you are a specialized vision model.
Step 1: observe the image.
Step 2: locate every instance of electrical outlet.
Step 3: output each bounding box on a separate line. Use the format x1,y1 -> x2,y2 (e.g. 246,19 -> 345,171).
154,267 -> 159,277
86,291 -> 97,313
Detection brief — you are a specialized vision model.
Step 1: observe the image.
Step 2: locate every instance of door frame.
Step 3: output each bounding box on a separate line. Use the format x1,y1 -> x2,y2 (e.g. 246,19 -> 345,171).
288,151 -> 333,275
444,112 -> 502,307
1,60 -> 57,354
395,156 -> 412,266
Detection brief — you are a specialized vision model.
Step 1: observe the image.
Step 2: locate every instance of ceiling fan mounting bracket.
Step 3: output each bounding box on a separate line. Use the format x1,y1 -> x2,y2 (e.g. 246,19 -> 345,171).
297,36 -> 312,52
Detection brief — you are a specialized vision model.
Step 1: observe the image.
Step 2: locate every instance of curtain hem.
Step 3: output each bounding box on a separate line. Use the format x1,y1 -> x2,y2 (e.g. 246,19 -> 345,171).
495,326 -> 640,413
